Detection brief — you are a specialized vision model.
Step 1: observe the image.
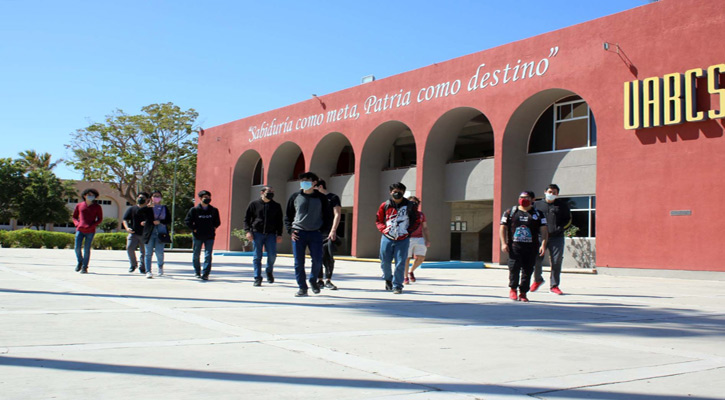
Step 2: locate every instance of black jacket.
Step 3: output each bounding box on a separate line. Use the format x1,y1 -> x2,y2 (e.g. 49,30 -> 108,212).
184,204 -> 221,240
534,199 -> 572,237
141,205 -> 172,243
284,190 -> 332,234
243,198 -> 283,236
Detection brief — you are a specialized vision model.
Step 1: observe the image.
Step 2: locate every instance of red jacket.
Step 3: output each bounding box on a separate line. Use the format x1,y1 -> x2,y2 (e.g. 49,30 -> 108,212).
73,201 -> 103,233
375,199 -> 419,241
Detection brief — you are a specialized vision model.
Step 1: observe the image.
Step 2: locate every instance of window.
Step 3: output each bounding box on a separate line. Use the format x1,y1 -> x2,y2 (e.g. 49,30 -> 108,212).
252,159 -> 263,185
529,96 -> 597,153
385,130 -> 416,169
66,198 -> 79,203
559,196 -> 596,238
335,146 -> 355,175
97,200 -> 112,205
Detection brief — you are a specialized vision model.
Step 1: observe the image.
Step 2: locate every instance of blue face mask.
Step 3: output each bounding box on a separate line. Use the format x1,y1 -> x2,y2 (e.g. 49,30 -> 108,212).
300,181 -> 313,190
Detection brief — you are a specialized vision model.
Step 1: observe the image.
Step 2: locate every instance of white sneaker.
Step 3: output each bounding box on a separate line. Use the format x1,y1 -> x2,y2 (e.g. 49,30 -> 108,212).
158,267 -> 164,276
146,272 -> 153,279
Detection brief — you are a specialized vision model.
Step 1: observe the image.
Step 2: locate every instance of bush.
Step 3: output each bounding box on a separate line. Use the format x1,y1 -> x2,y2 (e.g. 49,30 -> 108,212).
99,217 -> 119,233
92,232 -> 128,250
0,230 -> 9,248
7,229 -> 44,248
40,231 -> 75,249
173,234 -> 193,249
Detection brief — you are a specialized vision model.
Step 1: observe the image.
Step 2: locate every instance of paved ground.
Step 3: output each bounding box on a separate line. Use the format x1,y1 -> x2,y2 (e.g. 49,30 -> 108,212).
1,248 -> 724,400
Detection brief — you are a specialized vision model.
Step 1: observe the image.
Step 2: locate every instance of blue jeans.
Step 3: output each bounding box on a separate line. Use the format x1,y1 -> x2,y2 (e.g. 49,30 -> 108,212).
292,230 -> 323,290
252,232 -> 277,279
192,238 -> 215,277
74,231 -> 95,268
144,227 -> 165,273
379,236 -> 410,290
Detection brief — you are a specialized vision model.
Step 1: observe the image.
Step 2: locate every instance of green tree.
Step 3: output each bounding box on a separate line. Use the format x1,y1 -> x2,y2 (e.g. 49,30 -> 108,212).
17,150 -> 63,172
17,169 -> 75,230
99,217 -> 119,232
0,158 -> 26,222
66,102 -> 199,213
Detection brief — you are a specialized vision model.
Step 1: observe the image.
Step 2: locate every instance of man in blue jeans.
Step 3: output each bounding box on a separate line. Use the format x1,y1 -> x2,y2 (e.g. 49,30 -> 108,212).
375,182 -> 419,294
72,188 -> 103,274
184,190 -> 221,281
244,186 -> 283,286
285,172 -> 331,297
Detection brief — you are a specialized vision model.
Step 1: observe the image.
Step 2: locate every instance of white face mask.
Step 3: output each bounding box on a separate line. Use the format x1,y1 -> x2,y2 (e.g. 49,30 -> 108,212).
545,193 -> 557,201
86,195 -> 96,202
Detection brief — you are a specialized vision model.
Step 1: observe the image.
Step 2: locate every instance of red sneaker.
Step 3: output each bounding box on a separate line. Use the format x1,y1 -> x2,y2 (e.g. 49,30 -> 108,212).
550,286 -> 563,295
530,281 -> 542,292
409,272 -> 416,282
518,292 -> 529,302
509,289 -> 518,301
404,277 -> 410,285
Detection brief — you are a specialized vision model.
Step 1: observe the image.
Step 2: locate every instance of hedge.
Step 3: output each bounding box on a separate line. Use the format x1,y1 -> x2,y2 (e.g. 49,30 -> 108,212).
0,229 -> 194,250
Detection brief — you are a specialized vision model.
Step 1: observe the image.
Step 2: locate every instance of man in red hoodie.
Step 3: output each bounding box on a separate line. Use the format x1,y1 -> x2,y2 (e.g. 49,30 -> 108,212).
72,188 -> 103,273
375,182 -> 419,294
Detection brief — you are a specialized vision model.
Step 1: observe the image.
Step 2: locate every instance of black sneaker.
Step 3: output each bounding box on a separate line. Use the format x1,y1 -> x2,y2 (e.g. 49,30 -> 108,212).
266,271 -> 274,284
317,280 -> 325,289
201,275 -> 209,281
310,280 -> 321,294
295,289 -> 309,297
325,280 -> 338,290
385,280 -> 393,291
195,274 -> 201,279
393,287 -> 403,294
80,268 -> 88,274
253,277 -> 262,287
139,267 -> 146,274
75,263 -> 82,272
128,266 -> 136,273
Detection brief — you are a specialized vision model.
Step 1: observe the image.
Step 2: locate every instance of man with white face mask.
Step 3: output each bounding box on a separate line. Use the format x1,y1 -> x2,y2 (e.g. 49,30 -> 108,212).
285,171 -> 332,297
532,184 -> 572,295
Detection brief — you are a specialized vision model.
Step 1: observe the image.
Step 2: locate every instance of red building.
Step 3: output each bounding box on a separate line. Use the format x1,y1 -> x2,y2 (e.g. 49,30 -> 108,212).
198,0 -> 725,274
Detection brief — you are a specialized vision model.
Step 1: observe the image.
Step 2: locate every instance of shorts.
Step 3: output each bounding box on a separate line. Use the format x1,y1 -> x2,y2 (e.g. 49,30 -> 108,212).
407,237 -> 427,258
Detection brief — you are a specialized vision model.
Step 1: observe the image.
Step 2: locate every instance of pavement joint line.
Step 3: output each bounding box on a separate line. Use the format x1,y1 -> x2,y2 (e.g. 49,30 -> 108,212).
265,340 -> 522,399
0,264 -> 276,341
511,360 -> 725,396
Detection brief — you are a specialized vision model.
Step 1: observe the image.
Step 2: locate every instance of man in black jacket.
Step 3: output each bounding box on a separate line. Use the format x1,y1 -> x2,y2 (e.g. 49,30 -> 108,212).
184,190 -> 221,281
285,172 -> 332,297
532,184 -> 571,295
244,186 -> 284,286
123,192 -> 149,274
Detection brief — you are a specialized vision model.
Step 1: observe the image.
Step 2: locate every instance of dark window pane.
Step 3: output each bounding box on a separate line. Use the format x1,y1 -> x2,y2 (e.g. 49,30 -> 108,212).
562,196 -> 589,210
591,196 -> 596,209
589,112 -> 597,146
528,105 -> 554,153
555,119 -> 588,150
572,102 -> 588,118
590,210 -> 596,238
570,211 -> 590,237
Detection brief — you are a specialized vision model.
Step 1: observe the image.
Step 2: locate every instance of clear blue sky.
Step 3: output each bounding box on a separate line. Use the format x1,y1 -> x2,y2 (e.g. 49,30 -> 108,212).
0,0 -> 649,180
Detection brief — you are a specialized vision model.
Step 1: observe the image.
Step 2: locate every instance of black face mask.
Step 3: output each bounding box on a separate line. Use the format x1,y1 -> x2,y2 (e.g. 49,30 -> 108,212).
137,197 -> 146,205
202,198 -> 211,205
391,192 -> 403,200
265,192 -> 275,200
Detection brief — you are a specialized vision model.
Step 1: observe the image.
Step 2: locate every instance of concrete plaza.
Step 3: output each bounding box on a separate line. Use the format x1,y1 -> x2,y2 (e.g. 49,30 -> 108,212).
1,248 -> 723,400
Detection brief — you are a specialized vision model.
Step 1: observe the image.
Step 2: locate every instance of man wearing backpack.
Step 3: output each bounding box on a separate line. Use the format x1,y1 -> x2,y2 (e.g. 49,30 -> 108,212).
499,191 -> 548,302
532,184 -> 571,295
376,182 -> 420,294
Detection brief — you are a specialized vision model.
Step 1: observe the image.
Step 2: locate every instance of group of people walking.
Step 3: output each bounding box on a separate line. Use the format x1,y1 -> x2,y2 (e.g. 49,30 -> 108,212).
71,175 -> 571,302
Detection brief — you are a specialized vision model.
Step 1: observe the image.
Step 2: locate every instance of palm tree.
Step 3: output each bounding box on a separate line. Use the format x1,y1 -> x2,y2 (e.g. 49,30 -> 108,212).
17,150 -> 63,172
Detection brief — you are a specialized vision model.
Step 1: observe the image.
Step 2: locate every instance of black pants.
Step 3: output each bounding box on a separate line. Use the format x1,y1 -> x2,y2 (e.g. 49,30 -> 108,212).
318,238 -> 338,280
508,248 -> 537,293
